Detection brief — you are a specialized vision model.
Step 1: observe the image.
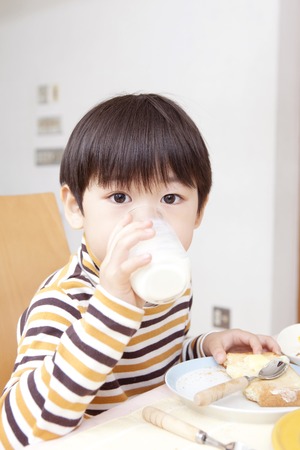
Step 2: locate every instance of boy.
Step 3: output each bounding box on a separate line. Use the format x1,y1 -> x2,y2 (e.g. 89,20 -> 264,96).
0,93 -> 280,447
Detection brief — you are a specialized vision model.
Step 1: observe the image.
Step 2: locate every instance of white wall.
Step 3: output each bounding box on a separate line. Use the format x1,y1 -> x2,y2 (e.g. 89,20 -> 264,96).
0,0 -> 299,336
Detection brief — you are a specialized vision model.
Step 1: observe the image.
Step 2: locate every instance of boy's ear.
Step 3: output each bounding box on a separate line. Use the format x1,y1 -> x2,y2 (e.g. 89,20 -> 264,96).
60,185 -> 84,230
194,195 -> 209,229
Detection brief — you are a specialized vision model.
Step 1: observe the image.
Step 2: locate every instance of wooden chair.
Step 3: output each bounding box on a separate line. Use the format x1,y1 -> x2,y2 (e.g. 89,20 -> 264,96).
0,193 -> 70,391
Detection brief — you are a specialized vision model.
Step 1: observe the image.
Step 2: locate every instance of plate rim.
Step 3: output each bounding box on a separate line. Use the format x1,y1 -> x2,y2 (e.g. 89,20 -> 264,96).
165,356 -> 300,421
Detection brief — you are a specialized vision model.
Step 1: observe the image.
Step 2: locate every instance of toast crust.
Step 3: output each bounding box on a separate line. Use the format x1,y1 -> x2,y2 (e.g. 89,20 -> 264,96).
224,352 -> 300,407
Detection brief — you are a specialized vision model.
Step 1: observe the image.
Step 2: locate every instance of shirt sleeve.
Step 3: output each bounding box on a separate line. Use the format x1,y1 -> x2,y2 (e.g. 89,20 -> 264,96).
0,285 -> 144,448
181,331 -> 213,361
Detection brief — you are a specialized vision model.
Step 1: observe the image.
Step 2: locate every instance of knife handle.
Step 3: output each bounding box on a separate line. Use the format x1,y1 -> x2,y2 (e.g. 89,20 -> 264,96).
142,406 -> 199,443
194,376 -> 250,406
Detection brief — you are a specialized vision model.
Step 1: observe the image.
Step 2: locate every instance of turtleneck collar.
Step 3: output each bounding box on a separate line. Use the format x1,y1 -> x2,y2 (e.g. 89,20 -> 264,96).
77,234 -> 101,286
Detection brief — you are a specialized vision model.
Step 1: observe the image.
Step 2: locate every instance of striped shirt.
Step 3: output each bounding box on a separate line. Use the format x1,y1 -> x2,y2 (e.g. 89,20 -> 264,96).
0,238 -> 205,448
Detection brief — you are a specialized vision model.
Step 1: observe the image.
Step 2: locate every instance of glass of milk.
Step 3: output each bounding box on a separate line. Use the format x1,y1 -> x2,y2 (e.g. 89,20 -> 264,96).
129,206 -> 191,304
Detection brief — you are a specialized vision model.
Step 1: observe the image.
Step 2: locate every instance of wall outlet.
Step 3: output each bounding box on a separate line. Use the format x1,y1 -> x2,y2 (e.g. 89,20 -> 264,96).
213,306 -> 231,328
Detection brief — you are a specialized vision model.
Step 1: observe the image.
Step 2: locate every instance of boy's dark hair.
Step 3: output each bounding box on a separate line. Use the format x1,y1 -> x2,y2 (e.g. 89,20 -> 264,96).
60,93 -> 212,212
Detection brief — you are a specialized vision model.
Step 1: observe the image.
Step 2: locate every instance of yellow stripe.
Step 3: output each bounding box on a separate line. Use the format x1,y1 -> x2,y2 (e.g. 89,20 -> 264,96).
0,417 -> 14,450
84,238 -> 101,272
18,341 -> 57,355
40,362 -> 51,388
27,312 -> 72,328
58,345 -> 107,383
15,380 -> 35,428
143,289 -> 191,316
94,289 -> 143,322
48,389 -> 87,413
60,280 -> 89,289
90,392 -> 128,405
125,381 -> 164,397
83,322 -> 124,353
39,263 -> 72,292
78,306 -> 87,315
184,320 -> 190,334
82,259 -> 99,275
144,302 -> 176,315
33,429 -> 60,441
10,368 -> 35,380
90,381 -> 164,405
37,259 -> 90,295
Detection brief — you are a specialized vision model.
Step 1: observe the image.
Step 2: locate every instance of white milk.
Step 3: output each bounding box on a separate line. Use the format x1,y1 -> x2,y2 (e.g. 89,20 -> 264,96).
129,211 -> 191,304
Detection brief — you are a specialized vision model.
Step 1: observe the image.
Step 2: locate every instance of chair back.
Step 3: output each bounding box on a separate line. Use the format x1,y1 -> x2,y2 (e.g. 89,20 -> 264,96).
0,193 -> 70,391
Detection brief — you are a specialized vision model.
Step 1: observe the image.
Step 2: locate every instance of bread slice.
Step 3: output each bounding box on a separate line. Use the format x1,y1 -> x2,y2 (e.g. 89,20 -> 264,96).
224,352 -> 300,407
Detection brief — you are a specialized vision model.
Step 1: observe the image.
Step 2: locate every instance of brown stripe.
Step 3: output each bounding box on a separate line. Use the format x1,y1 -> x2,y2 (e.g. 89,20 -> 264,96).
114,343 -> 182,372
130,315 -> 188,345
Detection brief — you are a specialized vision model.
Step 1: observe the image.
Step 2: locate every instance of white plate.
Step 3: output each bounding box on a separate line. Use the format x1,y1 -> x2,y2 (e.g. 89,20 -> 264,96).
165,357 -> 300,424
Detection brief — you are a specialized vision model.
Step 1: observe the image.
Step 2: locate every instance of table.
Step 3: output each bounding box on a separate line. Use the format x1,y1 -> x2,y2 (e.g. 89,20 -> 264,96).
29,384 -> 277,449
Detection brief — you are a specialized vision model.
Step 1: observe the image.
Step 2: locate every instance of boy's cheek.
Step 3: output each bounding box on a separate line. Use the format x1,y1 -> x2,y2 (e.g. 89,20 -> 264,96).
178,230 -> 194,251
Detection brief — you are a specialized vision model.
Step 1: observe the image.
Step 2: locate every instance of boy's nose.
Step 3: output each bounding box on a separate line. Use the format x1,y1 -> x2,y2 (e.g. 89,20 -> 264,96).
128,205 -> 162,222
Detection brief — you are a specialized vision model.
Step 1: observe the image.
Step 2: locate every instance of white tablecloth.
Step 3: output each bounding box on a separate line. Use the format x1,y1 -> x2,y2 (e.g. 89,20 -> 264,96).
30,384 -> 277,450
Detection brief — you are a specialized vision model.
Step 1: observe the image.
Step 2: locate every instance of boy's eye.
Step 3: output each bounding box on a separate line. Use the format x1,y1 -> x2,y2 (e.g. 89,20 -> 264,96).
161,194 -> 180,204
111,193 -> 130,204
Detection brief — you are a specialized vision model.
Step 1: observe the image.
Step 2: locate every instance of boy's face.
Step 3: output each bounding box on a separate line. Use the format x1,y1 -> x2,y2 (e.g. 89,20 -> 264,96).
62,176 -> 205,263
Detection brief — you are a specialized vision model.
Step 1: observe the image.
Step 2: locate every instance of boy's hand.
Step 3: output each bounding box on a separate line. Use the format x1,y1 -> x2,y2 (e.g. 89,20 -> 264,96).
202,329 -> 282,364
99,213 -> 155,308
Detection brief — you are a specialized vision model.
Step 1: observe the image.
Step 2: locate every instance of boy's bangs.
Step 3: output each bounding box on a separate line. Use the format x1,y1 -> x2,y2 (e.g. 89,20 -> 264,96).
93,121 -> 198,191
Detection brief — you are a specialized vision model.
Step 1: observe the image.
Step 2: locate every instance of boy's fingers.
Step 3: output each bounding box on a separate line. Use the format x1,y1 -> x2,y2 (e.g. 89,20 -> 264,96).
211,348 -> 227,364
120,253 -> 152,277
106,220 -> 154,262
